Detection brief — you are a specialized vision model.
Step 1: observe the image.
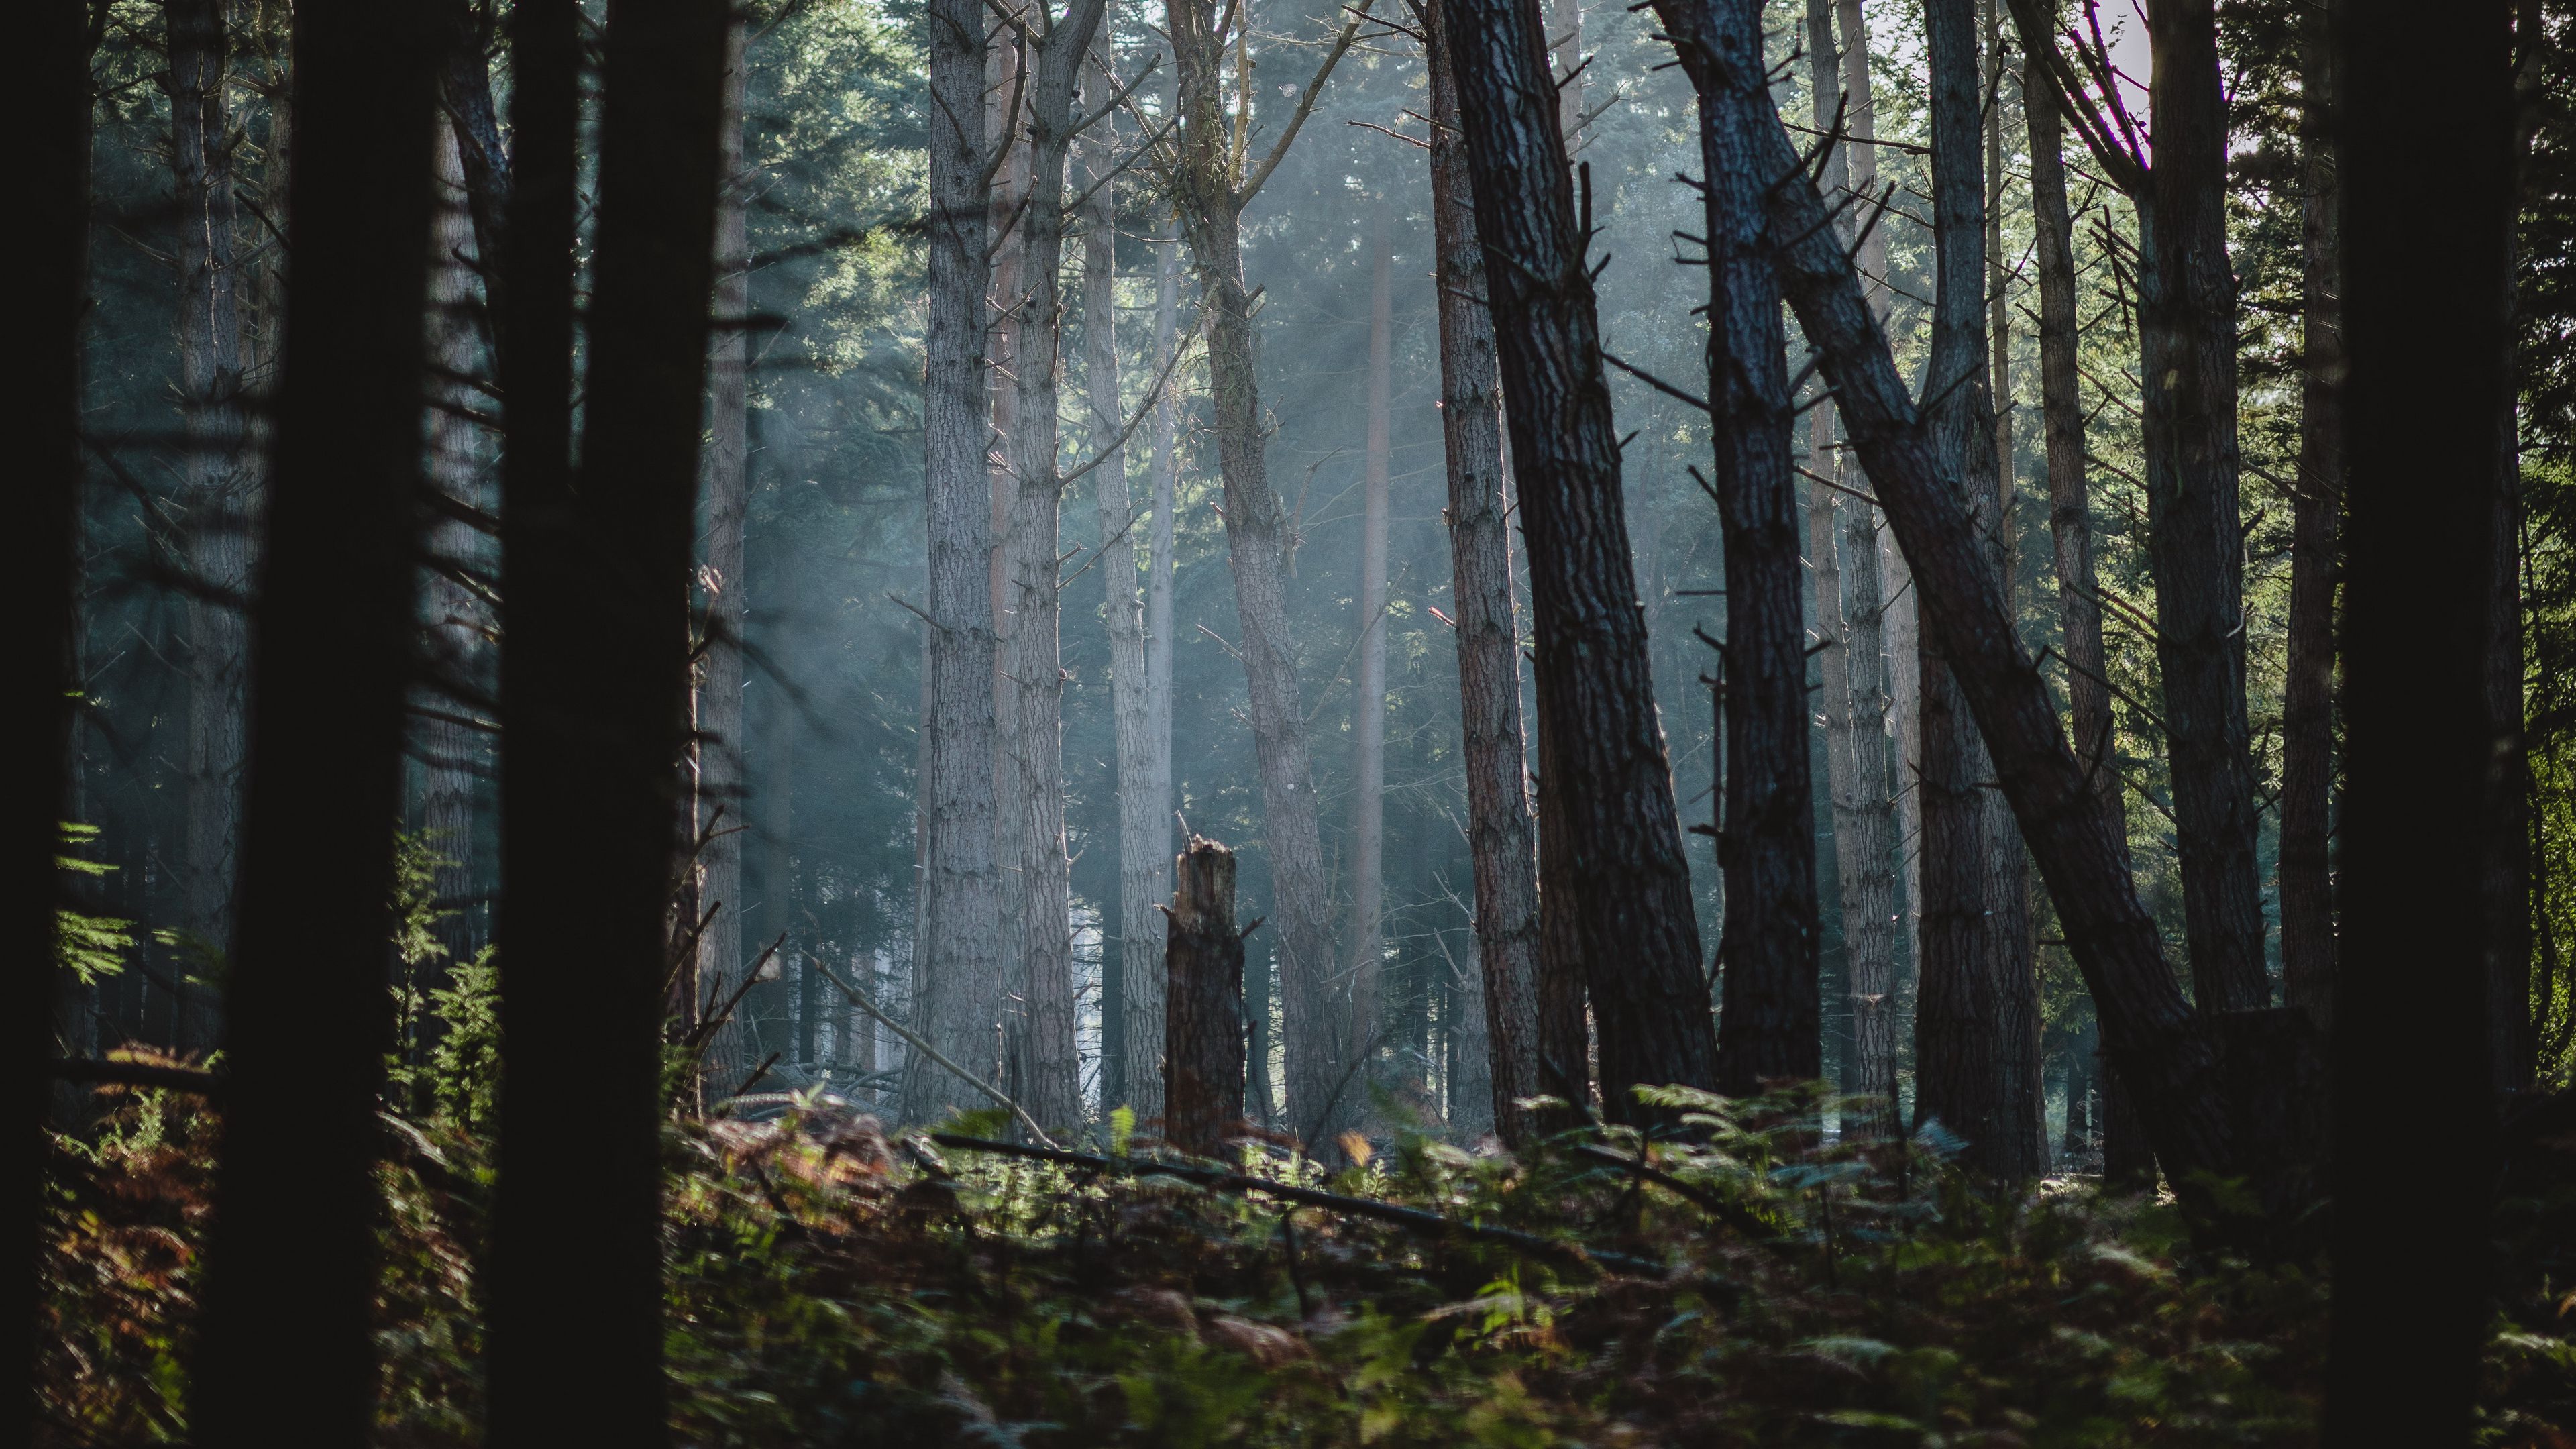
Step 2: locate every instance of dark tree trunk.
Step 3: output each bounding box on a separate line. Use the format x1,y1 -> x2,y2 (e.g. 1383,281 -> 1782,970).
908,0 -> 1006,1120
1422,0 -> 1547,1147
486,1 -> 728,1444
187,3 -> 439,1443
1165,837 -> 1246,1157
10,2 -> 91,1434
1675,0 -> 2246,1206
2324,0 -> 2514,1433
1442,0 -> 1720,1122
1646,0 -> 1819,1096
2280,7 -> 2340,1034
2142,0 -> 2268,1017
435,0 -> 511,301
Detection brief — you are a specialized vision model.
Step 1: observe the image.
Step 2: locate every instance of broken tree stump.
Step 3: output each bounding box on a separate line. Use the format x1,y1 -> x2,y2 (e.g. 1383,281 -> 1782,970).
1164,836 -> 1246,1157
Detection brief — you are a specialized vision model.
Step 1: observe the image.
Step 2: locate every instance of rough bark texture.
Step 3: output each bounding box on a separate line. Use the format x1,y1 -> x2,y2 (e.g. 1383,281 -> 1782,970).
1648,0 -> 1820,1096
2280,7 -> 2339,1035
2324,0 -> 2512,1432
1083,28 -> 1168,1121
1981,0 -> 2046,1175
2143,0 -> 2268,1017
420,118 -> 488,979
169,0 -> 253,1051
1691,0 -> 2244,1204
908,0 -> 1006,1121
1350,201 -> 1395,1091
997,0 -> 1107,1133
1444,0 -> 1719,1122
485,2 -> 727,1443
699,19 -> 754,1077
1424,0 -> 1546,1148
1165,837 -> 1246,1157
188,2 -> 437,1440
1169,0 -> 1343,1143
11,3 -> 89,1430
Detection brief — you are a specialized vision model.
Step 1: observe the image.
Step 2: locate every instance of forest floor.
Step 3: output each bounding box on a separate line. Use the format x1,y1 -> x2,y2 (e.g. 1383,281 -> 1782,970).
36,1073 -> 2576,1447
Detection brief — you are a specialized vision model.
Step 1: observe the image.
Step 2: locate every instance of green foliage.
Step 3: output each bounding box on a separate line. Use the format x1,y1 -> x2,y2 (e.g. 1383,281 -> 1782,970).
54,823 -> 133,986
382,830 -> 501,1130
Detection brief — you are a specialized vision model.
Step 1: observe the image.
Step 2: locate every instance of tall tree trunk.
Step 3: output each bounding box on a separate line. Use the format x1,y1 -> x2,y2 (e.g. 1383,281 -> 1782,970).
908,0 -> 1008,1121
1167,0 -> 1344,1144
486,1 -> 727,1444
2325,0 -> 2512,1431
11,2 -> 91,1431
419,116 -> 488,990
1822,0 -> 1905,1135
1422,0 -> 1546,1148
987,30 -> 1029,1085
1981,0 -> 2046,1175
1444,0 -> 1720,1122
168,0 -> 252,1053
700,17 -> 755,1079
2280,7 -> 2339,1035
2019,5 -> 2151,1181
1083,27 -> 1171,1118
1678,0 -> 2245,1205
188,1 -> 437,1440
1911,0 -> 2012,1173
1648,0 -> 1819,1097
2142,0 -> 2267,1016
999,0 -> 1108,1134
1350,199 -> 1395,1091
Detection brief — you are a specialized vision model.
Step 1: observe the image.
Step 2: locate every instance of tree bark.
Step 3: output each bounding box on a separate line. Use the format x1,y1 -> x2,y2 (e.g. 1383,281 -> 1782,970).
1647,0 -> 1820,1097
698,17 -> 755,1079
1082,30 -> 1157,1118
2143,0 -> 2268,1016
168,0 -> 253,1052
419,116 -> 488,981
1422,0 -> 1546,1148
1678,0 -> 2245,1203
485,2 -> 728,1444
188,2 -> 438,1441
1444,0 -> 1720,1122
1167,0 -> 1345,1143
2280,6 -> 2339,1035
11,2 -> 91,1430
1350,199 -> 1395,1095
908,0 -> 1008,1122
1165,837 -> 1246,1157
2324,0 -> 2512,1432
998,0 -> 1108,1133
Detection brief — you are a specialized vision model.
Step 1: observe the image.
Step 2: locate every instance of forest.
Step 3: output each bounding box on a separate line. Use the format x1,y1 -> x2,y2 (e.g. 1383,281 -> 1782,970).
12,0 -> 2576,1441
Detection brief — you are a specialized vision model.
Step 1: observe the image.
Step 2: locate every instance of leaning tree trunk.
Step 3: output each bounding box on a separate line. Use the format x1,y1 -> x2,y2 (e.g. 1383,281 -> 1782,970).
1648,0 -> 1820,1097
1349,200 -> 1395,1093
2280,5 -> 2339,1036
699,16 -> 755,1081
1669,0 -> 2249,1211
2143,0 -> 2268,1017
485,3 -> 729,1444
1168,0 -> 1343,1144
1085,26 -> 1172,1120
2324,0 -> 2513,1433
11,3 -> 91,1432
168,0 -> 253,1053
2020,7 -> 2153,1182
907,0 -> 1007,1121
999,0 -> 1108,1133
187,1 -> 439,1440
1444,0 -> 1721,1122
1422,0 -> 1546,1148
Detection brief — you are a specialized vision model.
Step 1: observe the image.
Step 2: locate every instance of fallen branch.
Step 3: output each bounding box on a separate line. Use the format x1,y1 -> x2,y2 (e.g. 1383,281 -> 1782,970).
930,1132 -> 1669,1276
808,954 -> 1061,1150
46,1058 -> 224,1095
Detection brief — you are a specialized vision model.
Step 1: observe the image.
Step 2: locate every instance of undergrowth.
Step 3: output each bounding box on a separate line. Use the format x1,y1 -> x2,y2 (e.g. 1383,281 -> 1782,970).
35,1075 -> 2576,1446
